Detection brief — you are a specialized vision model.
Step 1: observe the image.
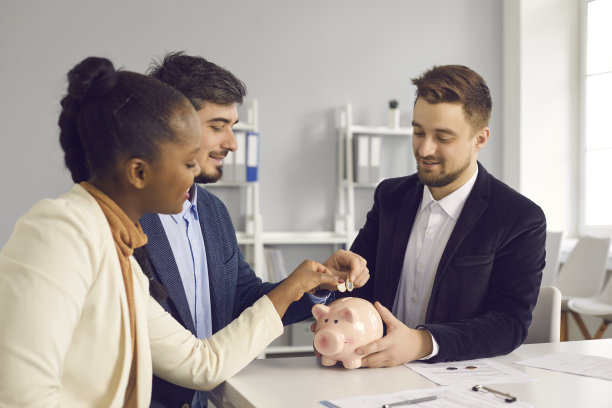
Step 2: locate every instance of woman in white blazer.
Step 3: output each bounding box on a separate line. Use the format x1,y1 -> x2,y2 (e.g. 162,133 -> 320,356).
0,57 -> 342,408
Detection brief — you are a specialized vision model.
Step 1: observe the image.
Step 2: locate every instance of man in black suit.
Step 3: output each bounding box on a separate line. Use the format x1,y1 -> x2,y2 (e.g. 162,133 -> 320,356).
347,65 -> 546,365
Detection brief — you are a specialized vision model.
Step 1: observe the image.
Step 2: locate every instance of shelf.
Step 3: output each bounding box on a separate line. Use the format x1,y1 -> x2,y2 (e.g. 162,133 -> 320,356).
236,232 -> 256,245
340,180 -> 380,188
348,125 -> 413,137
233,122 -> 256,132
200,181 -> 257,188
262,231 -> 348,245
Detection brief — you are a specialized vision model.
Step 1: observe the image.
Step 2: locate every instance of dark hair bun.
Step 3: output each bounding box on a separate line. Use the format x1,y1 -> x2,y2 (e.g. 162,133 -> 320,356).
66,57 -> 118,105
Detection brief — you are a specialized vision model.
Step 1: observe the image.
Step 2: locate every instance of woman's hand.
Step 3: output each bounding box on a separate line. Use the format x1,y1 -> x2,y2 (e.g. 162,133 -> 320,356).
267,260 -> 341,318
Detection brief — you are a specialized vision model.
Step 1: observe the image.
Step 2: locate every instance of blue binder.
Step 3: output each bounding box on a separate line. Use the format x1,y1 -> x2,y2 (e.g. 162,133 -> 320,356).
246,131 -> 259,182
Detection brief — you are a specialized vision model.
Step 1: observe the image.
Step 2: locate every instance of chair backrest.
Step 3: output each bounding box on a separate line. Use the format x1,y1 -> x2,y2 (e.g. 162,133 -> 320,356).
553,236 -> 611,300
593,259 -> 612,305
524,286 -> 562,344
541,231 -> 563,287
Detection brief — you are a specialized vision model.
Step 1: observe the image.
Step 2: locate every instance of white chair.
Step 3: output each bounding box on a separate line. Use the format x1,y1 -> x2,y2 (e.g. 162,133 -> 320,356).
524,286 -> 562,344
552,236 -> 611,341
541,231 -> 563,287
567,272 -> 612,340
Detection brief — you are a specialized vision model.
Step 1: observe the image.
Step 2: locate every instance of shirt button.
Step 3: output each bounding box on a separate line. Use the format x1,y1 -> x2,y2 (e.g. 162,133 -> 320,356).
181,404 -> 190,408
412,294 -> 418,302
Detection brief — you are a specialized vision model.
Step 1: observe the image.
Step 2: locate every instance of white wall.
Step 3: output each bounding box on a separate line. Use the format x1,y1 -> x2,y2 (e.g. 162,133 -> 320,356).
503,0 -> 580,235
0,0 -> 503,249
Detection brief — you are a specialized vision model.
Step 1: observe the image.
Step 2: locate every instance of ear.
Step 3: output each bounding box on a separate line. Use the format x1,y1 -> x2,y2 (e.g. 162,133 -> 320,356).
473,127 -> 490,152
124,158 -> 149,190
340,307 -> 358,324
312,304 -> 329,320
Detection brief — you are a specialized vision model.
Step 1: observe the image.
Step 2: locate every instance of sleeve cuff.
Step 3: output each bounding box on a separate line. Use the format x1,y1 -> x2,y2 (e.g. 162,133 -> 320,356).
308,289 -> 332,304
417,328 -> 439,360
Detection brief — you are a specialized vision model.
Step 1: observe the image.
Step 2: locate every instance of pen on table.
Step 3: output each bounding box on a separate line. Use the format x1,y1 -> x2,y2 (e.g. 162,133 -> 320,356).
472,384 -> 517,403
382,395 -> 437,408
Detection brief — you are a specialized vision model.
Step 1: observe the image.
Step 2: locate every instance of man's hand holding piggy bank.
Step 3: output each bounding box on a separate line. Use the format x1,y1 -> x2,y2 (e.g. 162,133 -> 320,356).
311,297 -> 383,369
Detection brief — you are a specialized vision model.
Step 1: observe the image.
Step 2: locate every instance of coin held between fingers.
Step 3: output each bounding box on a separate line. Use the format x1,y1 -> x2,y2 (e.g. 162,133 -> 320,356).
346,280 -> 354,291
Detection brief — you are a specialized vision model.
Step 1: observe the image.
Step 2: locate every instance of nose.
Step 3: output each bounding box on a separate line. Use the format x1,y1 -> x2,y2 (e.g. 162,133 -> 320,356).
313,329 -> 344,356
416,135 -> 437,158
222,128 -> 238,152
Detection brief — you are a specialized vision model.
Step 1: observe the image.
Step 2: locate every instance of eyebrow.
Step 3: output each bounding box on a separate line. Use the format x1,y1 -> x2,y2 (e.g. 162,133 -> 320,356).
207,117 -> 239,126
411,121 -> 457,136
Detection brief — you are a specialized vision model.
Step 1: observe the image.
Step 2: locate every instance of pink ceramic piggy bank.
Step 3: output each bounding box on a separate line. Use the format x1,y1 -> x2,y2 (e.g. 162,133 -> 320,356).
312,297 -> 383,369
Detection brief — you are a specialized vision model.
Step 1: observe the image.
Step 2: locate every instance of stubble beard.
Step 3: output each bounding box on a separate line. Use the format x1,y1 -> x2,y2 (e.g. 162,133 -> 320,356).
194,167 -> 223,184
416,158 -> 471,188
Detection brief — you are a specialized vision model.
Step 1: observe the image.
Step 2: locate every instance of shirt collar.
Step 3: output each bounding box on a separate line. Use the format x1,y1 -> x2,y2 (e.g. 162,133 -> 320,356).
168,184 -> 199,223
419,166 -> 479,220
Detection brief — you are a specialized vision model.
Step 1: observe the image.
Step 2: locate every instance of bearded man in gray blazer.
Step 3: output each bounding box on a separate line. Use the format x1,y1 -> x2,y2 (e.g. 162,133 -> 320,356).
137,52 -> 368,408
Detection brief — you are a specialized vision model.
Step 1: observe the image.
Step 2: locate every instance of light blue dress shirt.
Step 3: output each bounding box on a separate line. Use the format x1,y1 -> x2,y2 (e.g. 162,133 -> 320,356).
159,185 -> 212,408
159,185 -> 328,407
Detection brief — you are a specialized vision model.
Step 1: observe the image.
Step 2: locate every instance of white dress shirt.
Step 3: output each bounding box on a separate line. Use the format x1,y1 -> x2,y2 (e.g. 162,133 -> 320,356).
393,167 -> 478,356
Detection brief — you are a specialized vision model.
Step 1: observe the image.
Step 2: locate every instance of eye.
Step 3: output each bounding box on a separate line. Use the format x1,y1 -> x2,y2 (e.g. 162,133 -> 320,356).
210,125 -> 223,132
413,132 -> 425,137
324,318 -> 328,323
334,319 -> 338,324
186,161 -> 197,169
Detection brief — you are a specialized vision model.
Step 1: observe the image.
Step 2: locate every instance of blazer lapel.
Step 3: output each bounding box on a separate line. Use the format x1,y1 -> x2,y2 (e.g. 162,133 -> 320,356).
196,187 -> 226,334
431,163 -> 490,293
139,212 -> 196,334
382,181 -> 423,307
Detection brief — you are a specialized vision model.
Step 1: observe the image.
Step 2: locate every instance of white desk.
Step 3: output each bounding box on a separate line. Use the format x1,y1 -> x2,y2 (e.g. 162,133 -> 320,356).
211,339 -> 612,408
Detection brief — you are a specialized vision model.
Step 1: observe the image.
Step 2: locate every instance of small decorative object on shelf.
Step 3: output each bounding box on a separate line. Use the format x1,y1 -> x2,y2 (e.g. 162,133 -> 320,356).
388,99 -> 400,129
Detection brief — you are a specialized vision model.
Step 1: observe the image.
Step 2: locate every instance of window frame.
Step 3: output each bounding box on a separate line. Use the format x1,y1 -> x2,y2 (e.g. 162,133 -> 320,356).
579,0 -> 612,237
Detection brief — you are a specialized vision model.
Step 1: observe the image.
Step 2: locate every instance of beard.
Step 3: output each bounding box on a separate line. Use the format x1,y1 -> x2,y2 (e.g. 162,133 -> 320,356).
416,156 -> 471,188
194,167 -> 223,184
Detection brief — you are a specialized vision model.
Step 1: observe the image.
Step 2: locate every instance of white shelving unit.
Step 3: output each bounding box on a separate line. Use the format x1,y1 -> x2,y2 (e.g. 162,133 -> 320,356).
336,103 -> 413,240
207,102 -> 413,358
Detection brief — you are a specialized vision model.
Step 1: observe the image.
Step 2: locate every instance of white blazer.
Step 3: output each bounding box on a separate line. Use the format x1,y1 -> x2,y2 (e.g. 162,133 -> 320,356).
0,184 -> 283,407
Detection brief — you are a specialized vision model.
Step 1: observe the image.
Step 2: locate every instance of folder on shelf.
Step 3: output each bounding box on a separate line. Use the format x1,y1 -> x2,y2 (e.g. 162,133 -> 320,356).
223,149 -> 235,182
369,136 -> 381,184
234,131 -> 246,182
353,134 -> 370,183
265,247 -> 288,283
246,131 -> 259,182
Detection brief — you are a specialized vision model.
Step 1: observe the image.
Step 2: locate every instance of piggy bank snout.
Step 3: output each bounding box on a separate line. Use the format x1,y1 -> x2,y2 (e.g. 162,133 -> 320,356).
313,328 -> 344,355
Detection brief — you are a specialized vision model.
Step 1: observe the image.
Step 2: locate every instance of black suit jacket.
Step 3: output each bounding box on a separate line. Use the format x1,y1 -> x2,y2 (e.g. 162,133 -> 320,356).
139,185 -> 314,407
349,163 -> 546,362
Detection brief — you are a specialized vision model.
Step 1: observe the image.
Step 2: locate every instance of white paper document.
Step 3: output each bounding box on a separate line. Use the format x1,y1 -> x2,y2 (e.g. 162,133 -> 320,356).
405,358 -> 534,385
319,385 -> 534,408
516,352 -> 612,381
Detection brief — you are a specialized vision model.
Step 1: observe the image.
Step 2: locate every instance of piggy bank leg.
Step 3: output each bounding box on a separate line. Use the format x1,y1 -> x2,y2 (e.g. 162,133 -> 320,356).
342,359 -> 362,369
320,357 -> 338,367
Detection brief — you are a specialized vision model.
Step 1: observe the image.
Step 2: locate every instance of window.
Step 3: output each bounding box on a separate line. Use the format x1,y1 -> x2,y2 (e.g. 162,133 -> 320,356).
582,0 -> 612,234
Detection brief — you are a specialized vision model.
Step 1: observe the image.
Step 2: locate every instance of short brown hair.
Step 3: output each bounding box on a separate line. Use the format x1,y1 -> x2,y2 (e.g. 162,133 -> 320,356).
411,65 -> 492,130
148,51 -> 246,110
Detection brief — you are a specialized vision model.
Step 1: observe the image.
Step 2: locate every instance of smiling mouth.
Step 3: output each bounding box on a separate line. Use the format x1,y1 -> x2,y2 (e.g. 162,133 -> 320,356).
210,150 -> 229,161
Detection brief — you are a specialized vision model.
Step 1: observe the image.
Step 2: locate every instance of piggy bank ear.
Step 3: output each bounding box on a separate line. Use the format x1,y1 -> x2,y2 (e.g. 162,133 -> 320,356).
340,307 -> 358,324
312,304 -> 329,320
